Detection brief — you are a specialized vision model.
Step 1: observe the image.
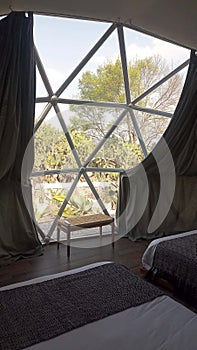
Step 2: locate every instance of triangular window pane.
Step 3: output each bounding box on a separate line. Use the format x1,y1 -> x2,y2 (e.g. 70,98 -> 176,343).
33,114 -> 78,174
124,26 -> 190,107
34,15 -> 110,93
91,111 -> 144,170
61,29 -> 126,103
141,66 -> 188,114
134,111 -> 171,151
31,172 -> 78,235
36,66 -> 48,97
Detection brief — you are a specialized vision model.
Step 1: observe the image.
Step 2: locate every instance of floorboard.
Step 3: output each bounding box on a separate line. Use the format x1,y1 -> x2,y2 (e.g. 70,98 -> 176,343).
0,238 -> 149,285
0,237 -> 196,312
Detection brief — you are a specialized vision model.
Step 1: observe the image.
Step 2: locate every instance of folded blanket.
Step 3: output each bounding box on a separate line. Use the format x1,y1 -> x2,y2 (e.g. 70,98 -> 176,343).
153,234 -> 197,301
0,263 -> 163,349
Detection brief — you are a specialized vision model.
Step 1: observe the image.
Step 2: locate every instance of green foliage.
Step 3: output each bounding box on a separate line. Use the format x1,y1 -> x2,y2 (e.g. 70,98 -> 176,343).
34,123 -> 94,173
54,194 -> 93,217
70,55 -> 183,146
34,122 -> 61,171
69,194 -> 93,213
77,57 -> 165,105
78,59 -> 125,103
90,138 -> 143,171
129,56 -> 160,102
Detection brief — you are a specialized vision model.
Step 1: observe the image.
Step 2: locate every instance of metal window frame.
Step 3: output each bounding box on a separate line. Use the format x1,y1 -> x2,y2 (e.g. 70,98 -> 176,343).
32,21 -> 189,242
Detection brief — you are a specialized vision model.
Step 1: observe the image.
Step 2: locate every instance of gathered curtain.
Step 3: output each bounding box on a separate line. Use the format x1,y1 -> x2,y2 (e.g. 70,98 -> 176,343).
117,50 -> 197,240
0,12 -> 42,265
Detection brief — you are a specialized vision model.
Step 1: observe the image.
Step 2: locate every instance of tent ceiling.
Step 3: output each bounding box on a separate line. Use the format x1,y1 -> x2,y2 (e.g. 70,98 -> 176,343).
1,0 -> 197,50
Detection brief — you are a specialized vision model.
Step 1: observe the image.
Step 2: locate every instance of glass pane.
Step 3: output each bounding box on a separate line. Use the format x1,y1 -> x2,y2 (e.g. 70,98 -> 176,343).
61,103 -> 144,168
124,26 -> 190,69
124,26 -> 190,111
36,67 -> 48,97
134,112 -> 171,151
142,66 -> 189,114
34,15 -> 110,94
61,29 -> 126,102
31,173 -> 78,238
94,112 -> 144,169
33,115 -> 78,173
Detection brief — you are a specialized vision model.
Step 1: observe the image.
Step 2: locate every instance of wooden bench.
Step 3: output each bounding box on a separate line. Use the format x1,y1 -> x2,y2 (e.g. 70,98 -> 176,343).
57,213 -> 115,258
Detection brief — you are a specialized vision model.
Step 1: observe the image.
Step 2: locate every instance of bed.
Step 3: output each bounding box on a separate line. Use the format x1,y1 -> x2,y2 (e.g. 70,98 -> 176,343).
0,262 -> 196,350
142,230 -> 197,302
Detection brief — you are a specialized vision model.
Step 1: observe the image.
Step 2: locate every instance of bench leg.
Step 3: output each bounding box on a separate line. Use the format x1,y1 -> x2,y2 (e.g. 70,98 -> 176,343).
111,222 -> 115,249
57,226 -> 60,249
67,228 -> 71,259
99,226 -> 102,238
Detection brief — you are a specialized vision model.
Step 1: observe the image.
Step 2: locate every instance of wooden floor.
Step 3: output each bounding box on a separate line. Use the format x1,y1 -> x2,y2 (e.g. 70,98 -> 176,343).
0,238 -> 149,287
0,237 -> 196,312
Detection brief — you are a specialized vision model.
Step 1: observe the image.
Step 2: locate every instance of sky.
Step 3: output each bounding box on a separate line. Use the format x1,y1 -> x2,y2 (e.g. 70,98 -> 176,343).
34,14 -> 190,119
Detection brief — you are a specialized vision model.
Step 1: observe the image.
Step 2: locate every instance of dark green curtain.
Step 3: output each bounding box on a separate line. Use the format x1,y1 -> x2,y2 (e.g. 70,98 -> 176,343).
0,12 -> 42,265
117,50 -> 197,240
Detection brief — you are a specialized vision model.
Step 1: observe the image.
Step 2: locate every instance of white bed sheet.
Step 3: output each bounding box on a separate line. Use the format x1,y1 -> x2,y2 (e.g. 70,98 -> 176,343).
142,229 -> 197,270
0,262 -> 196,350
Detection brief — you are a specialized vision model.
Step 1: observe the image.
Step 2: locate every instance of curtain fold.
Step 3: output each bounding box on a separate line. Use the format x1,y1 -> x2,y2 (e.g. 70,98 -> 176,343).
0,12 -> 42,265
116,50 -> 197,240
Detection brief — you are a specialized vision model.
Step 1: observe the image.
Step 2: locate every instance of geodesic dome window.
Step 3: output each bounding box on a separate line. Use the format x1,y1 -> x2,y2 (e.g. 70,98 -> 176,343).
32,15 -> 190,241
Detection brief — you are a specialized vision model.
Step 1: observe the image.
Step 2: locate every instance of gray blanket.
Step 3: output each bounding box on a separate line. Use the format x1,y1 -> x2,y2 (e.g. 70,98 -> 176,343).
0,263 -> 163,350
153,234 -> 197,300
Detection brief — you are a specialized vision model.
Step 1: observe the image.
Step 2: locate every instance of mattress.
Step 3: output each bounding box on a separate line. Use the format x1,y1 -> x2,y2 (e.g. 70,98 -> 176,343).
0,262 -> 196,350
142,229 -> 197,270
142,230 -> 197,303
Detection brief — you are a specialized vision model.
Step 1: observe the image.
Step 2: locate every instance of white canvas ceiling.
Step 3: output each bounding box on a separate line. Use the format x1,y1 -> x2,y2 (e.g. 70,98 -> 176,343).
0,0 -> 197,50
